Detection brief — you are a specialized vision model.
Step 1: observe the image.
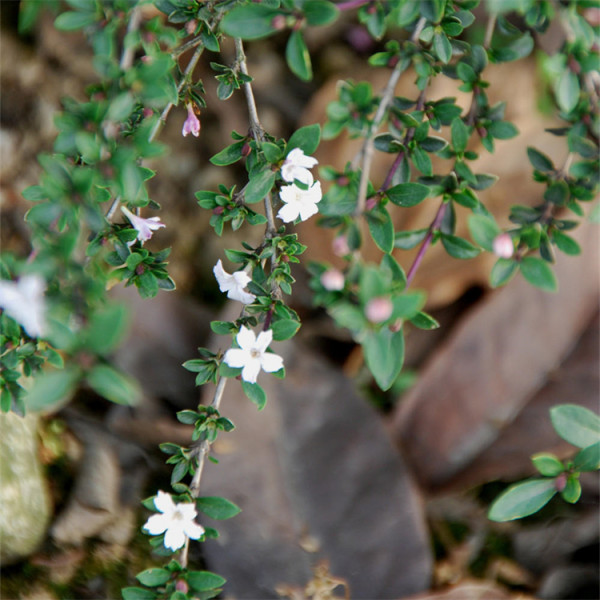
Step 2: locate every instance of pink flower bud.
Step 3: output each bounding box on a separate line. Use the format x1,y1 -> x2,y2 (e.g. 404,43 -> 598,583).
365,297 -> 393,323
175,580 -> 189,593
213,205 -> 224,215
142,108 -> 154,119
492,233 -> 514,259
182,103 -> 200,138
555,472 -> 567,492
332,235 -> 351,257
271,14 -> 286,30
242,142 -> 252,157
320,269 -> 345,291
185,19 -> 198,35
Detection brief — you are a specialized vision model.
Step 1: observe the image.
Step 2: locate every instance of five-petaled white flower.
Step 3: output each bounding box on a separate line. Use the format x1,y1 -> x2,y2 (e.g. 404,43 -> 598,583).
0,274 -> 47,338
121,206 -> 166,244
281,148 -> 318,185
143,490 -> 205,551
182,103 -> 200,138
277,175 -> 322,223
223,326 -> 284,384
213,259 -> 256,304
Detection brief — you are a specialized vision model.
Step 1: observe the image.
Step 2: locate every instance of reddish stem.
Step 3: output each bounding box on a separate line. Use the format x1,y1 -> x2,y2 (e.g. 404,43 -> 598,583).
336,0 -> 369,10
406,201 -> 447,286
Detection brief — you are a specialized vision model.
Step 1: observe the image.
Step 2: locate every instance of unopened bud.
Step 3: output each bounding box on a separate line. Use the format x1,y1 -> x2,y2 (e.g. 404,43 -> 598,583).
477,126 -> 487,138
387,55 -> 399,68
143,108 -> 154,119
365,196 -> 378,211
320,269 -> 345,291
185,19 -> 198,35
492,233 -> 513,259
175,580 -> 189,594
389,318 -> 403,333
213,205 -> 224,215
336,175 -> 349,186
332,235 -> 351,257
241,142 -> 252,157
271,14 -> 286,30
555,472 -> 567,492
136,264 -> 146,276
365,296 -> 393,323
141,55 -> 152,65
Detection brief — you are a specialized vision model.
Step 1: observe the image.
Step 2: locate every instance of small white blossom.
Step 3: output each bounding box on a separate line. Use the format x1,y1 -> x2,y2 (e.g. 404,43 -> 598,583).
143,490 -> 204,551
0,274 -> 47,338
182,103 -> 200,137
121,206 -> 165,244
213,259 -> 256,304
320,269 -> 345,291
223,326 -> 284,384
277,176 -> 322,223
365,296 -> 393,323
281,147 -> 318,185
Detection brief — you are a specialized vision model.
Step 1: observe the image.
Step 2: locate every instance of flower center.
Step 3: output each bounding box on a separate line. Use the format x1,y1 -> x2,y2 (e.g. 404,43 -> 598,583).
172,509 -> 184,521
250,348 -> 261,359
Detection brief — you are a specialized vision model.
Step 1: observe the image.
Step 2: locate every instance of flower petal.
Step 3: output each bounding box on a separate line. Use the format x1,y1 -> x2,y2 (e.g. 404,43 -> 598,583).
227,287 -> 256,304
255,329 -> 273,353
143,513 -> 169,535
241,359 -> 261,384
277,202 -> 301,223
183,520 -> 205,540
298,201 -> 319,222
261,351 -> 284,373
154,490 -> 176,515
223,347 -> 249,369
236,325 -> 256,351
163,525 -> 187,551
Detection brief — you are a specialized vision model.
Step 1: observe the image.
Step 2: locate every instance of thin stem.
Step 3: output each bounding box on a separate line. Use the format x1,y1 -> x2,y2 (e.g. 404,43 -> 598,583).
483,13 -> 497,49
119,7 -> 142,70
173,34 -> 205,58
235,39 -> 264,141
405,200 -> 447,286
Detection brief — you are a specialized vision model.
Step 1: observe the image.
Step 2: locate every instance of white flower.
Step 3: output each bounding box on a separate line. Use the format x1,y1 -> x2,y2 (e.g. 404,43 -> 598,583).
143,490 -> 205,551
121,206 -> 166,244
281,148 -> 318,185
0,274 -> 47,338
223,326 -> 284,384
320,269 -> 345,291
277,176 -> 322,223
213,259 -> 256,304
492,232 -> 514,259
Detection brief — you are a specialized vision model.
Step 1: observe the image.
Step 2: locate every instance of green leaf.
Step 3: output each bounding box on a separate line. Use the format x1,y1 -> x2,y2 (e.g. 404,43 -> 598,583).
561,476 -> 581,504
55,10 -> 97,31
210,141 -> 245,166
245,168 -> 276,204
550,404 -> 600,448
527,147 -> 554,172
220,4 -> 279,40
573,442 -> 600,472
433,32 -> 452,64
488,121 -> 519,139
86,364 -> 142,406
386,183 -> 430,207
468,214 -> 500,252
394,228 -> 428,249
544,180 -> 569,205
366,206 -> 394,254
531,453 -> 564,477
490,258 -> 518,288
488,479 -> 557,521
363,327 -> 404,391
555,68 -> 580,114
391,291 -> 425,320
519,256 -> 557,292
84,303 -> 129,355
242,380 -> 267,410
187,571 -> 226,593
441,233 -> 480,259
409,311 -> 440,330
24,366 -> 80,412
262,142 -> 283,163
286,30 -> 312,81
271,318 -> 300,341
136,569 -> 171,587
196,496 -> 242,520
451,117 -> 469,153
330,302 -> 367,333
303,0 -> 339,26
287,124 -> 321,155
122,587 -> 158,600
552,230 -> 581,255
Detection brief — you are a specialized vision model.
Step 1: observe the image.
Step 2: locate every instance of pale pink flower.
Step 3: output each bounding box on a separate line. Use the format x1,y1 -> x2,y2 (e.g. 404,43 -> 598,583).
143,490 -> 204,551
182,104 -> 200,138
332,235 -> 351,257
213,259 -> 256,304
121,206 -> 165,244
492,233 -> 514,259
320,269 -> 345,291
223,326 -> 283,384
281,148 -> 318,185
365,296 -> 393,323
0,274 -> 47,338
277,176 -> 322,223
